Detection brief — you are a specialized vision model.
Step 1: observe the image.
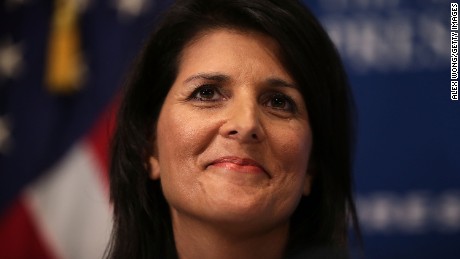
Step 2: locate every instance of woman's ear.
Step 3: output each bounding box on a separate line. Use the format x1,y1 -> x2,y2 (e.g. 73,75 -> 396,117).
149,156 -> 161,180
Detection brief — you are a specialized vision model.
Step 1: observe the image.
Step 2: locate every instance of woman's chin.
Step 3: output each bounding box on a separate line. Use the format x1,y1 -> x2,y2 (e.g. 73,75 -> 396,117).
197,192 -> 287,231
166,171 -> 296,233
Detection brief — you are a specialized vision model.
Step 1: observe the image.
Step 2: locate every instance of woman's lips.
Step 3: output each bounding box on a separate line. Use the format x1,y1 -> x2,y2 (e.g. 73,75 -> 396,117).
209,156 -> 266,174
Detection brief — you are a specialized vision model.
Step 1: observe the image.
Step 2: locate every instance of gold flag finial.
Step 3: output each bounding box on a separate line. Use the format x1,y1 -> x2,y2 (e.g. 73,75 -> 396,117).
45,0 -> 84,94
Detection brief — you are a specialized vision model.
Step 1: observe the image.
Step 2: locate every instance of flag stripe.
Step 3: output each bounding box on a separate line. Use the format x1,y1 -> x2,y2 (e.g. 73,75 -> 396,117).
86,100 -> 120,188
0,197 -> 57,259
25,141 -> 112,259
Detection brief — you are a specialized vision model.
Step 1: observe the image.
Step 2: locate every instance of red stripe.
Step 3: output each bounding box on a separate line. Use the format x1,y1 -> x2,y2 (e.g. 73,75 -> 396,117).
0,198 -> 57,259
87,98 -> 120,190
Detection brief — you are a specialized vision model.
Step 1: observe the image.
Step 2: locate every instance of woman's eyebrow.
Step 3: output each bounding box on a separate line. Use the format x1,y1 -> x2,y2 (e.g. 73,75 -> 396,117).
183,73 -> 297,89
183,73 -> 230,84
265,77 -> 298,89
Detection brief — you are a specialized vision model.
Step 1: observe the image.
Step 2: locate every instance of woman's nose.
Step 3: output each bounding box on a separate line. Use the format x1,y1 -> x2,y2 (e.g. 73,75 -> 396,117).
219,100 -> 266,143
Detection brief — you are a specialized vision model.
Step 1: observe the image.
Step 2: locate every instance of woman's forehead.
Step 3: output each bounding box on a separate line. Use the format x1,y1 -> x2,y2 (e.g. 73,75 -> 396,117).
176,29 -> 290,81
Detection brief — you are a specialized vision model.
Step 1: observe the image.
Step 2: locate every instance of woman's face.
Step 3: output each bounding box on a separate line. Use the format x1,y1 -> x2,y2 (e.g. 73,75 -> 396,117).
150,29 -> 313,233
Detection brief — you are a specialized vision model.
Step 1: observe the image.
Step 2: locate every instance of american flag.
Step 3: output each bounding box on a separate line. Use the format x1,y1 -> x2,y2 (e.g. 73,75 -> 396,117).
0,0 -> 171,258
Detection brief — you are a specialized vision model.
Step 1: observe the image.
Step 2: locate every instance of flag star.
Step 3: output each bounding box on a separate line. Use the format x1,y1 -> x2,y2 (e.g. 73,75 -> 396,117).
0,41 -> 23,79
0,116 -> 12,154
114,0 -> 152,21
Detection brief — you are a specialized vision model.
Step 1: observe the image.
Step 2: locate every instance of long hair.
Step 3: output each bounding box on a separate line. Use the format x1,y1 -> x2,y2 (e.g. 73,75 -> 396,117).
106,0 -> 360,258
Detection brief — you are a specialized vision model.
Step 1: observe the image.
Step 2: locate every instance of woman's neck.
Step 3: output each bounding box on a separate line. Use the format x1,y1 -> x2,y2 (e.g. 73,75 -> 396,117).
171,210 -> 289,259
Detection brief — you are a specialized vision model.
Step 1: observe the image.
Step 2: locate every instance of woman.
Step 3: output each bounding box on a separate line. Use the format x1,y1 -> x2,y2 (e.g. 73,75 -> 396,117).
106,0 -> 360,258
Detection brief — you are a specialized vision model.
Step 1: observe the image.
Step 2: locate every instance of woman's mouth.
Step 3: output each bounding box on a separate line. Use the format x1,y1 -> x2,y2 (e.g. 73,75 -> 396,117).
208,156 -> 267,175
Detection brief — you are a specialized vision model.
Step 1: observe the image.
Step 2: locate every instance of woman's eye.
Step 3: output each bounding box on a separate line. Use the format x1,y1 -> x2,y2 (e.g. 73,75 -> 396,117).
266,93 -> 296,112
190,85 -> 222,101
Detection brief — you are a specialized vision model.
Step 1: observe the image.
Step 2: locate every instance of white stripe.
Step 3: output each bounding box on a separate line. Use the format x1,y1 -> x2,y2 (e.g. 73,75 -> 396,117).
25,141 -> 112,259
